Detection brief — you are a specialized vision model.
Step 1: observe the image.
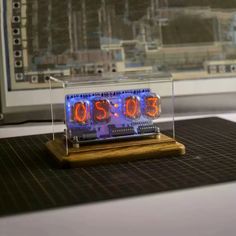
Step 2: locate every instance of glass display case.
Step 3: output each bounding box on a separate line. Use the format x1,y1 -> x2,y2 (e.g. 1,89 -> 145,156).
47,72 -> 185,167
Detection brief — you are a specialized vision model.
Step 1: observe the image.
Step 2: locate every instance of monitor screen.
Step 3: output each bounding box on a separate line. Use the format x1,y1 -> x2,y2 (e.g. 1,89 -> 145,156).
1,0 -> 236,120
2,0 -> 236,91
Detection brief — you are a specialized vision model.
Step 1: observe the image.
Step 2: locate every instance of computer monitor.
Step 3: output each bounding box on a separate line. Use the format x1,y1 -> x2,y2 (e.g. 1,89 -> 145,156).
1,0 -> 236,123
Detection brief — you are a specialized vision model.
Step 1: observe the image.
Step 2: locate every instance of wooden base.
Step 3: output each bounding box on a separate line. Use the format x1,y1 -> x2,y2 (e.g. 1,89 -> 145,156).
46,134 -> 185,168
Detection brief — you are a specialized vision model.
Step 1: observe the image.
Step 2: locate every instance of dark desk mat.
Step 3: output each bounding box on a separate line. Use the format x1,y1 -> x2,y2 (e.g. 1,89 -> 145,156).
1,117 -> 236,217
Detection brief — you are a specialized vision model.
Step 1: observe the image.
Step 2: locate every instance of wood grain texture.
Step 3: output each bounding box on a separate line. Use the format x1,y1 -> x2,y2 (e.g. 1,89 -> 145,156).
46,134 -> 185,167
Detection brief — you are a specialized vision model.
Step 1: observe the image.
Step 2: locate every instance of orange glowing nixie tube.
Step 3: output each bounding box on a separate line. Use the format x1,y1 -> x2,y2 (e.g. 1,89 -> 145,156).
73,102 -> 89,124
93,99 -> 111,123
124,96 -> 141,119
145,96 -> 160,118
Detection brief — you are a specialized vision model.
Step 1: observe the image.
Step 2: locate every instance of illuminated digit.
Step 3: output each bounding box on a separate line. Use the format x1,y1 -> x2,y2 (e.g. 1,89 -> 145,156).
74,102 -> 88,124
126,99 -> 137,117
95,101 -> 106,120
94,100 -> 110,122
125,97 -> 140,119
145,96 -> 159,118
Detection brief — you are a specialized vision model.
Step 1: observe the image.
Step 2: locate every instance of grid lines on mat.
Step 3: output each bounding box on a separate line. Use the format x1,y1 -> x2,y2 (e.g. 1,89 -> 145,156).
0,117 -> 236,216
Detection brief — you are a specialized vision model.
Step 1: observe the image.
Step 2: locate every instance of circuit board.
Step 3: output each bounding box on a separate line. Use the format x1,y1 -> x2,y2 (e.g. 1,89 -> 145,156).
65,89 -> 160,144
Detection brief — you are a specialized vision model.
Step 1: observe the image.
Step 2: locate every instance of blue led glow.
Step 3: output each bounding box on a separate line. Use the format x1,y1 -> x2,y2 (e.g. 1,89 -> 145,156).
65,89 -> 160,139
